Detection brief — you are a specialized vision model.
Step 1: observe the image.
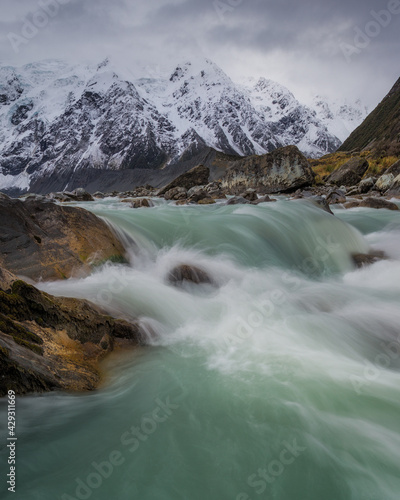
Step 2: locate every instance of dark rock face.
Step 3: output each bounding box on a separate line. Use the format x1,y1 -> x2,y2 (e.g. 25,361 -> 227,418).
220,146 -> 315,194
158,165 -> 210,196
167,265 -> 214,288
0,198 -> 126,281
327,157 -> 369,186
0,267 -> 143,396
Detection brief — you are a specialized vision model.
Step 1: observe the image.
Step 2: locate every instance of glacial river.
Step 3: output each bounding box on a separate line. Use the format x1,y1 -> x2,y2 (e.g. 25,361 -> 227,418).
1,198 -> 400,500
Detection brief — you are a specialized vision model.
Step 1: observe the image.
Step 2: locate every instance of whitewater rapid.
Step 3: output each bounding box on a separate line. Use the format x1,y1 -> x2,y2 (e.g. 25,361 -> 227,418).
1,198 -> 400,500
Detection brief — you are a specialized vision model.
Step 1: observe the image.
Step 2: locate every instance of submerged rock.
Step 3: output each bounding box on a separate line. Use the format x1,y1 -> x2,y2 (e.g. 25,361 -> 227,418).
167,264 -> 214,288
0,197 -> 127,281
307,196 -> 334,215
0,267 -> 144,396
352,251 -> 386,268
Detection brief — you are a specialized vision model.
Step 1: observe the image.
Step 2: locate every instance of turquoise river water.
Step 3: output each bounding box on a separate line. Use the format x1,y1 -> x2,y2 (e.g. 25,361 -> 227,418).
1,198 -> 400,500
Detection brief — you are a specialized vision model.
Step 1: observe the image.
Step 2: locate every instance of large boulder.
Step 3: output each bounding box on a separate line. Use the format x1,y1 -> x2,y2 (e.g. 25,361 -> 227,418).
375,174 -> 395,192
0,267 -> 143,396
0,198 -> 127,281
220,146 -> 315,194
327,157 -> 369,186
158,165 -> 210,196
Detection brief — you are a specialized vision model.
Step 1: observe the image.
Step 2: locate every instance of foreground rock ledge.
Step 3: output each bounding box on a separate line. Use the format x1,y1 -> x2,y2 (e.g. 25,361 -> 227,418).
0,267 -> 144,396
0,197 -> 127,281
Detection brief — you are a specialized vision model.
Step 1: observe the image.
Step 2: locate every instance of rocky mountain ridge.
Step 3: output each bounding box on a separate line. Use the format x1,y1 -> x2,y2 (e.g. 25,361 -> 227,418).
0,58 -> 367,195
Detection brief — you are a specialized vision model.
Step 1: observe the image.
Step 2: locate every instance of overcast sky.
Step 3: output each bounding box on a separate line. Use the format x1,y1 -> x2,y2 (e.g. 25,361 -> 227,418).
0,0 -> 399,108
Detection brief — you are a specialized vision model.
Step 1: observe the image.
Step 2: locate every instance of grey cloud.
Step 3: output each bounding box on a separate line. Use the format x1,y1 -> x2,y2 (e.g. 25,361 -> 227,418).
0,0 -> 398,108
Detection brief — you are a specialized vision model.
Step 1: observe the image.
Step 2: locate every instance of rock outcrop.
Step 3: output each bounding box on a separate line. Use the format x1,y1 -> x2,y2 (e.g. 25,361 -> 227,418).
0,198 -> 127,281
220,146 -> 315,194
0,267 -> 143,396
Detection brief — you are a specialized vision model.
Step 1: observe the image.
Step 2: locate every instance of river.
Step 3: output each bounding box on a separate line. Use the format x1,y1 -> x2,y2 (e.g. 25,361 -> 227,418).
1,198 -> 400,500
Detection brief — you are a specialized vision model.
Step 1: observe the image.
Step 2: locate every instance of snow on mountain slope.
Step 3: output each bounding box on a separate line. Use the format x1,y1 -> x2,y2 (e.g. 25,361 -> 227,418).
312,96 -> 368,143
0,58 -> 365,194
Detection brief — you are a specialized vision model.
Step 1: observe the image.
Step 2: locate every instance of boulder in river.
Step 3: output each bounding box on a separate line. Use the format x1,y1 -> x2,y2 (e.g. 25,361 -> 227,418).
0,266 -> 144,396
0,197 -> 127,281
352,251 -> 386,268
345,197 -> 399,211
167,264 -> 214,288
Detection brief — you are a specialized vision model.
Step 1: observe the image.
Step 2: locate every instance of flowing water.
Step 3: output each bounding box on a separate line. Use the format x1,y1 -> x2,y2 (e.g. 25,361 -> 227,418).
1,198 -> 400,500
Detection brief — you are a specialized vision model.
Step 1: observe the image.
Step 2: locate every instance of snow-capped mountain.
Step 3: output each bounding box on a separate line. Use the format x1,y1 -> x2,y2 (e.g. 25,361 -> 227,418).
0,58 -> 367,194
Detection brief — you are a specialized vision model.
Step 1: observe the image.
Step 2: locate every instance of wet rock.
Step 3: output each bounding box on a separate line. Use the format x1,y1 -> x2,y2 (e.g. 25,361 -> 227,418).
0,198 -> 127,281
226,196 -> 251,205
345,197 -> 399,210
167,264 -> 214,287
327,157 -> 369,186
252,195 -> 277,205
93,191 -> 106,199
326,189 -> 346,204
131,198 -> 154,208
344,201 -> 362,209
164,187 -> 188,201
360,197 -> 399,210
352,251 -> 386,268
308,196 -> 334,215
0,267 -> 144,396
241,189 -> 258,202
158,165 -> 210,196
197,198 -> 216,205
